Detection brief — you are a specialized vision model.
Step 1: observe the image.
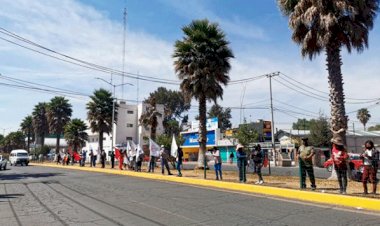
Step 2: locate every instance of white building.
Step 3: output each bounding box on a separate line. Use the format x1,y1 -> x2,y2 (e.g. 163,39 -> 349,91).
84,101 -> 164,152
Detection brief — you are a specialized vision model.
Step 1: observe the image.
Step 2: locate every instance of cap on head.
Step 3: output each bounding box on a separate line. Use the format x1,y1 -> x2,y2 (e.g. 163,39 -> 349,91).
331,137 -> 344,146
161,145 -> 164,148
236,144 -> 244,150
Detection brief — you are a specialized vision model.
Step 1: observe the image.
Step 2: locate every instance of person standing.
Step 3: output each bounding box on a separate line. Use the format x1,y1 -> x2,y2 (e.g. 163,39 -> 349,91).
229,152 -> 234,164
212,147 -> 222,180
176,147 -> 184,177
252,144 -> 264,185
148,155 -> 156,173
298,137 -> 316,190
89,149 -> 94,167
361,140 -> 378,194
110,150 -> 115,169
331,137 -> 349,194
160,145 -> 173,175
100,149 -> 106,168
119,149 -> 124,170
236,144 -> 247,183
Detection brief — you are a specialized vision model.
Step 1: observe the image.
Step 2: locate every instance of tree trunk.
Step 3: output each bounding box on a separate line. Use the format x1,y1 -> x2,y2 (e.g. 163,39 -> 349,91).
151,117 -> 157,141
41,133 -> 45,147
326,44 -> 347,143
197,95 -> 207,168
99,131 -> 103,153
56,133 -> 60,154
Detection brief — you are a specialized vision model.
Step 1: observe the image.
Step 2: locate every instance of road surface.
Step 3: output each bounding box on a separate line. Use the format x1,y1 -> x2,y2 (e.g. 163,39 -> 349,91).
1,165 -> 379,226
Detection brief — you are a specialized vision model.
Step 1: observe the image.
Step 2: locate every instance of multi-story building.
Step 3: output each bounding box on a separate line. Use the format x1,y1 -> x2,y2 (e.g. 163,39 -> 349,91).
84,101 -> 164,153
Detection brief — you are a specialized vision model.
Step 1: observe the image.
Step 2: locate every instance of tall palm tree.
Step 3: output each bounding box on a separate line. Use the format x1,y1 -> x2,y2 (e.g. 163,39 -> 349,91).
357,108 -> 371,131
20,115 -> 34,152
278,0 -> 379,143
87,88 -> 118,152
139,96 -> 162,140
64,118 -> 89,153
32,102 -> 49,147
46,96 -> 72,154
173,19 -> 234,168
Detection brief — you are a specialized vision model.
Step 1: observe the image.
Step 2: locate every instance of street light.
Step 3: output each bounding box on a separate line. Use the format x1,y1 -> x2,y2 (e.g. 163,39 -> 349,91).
95,77 -> 134,154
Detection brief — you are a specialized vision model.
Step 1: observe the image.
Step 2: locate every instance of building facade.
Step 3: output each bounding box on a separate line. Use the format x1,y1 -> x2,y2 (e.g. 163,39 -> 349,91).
84,101 -> 165,152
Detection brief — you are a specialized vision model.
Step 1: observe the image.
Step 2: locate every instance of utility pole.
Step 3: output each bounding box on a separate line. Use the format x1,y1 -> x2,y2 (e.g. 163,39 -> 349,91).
353,122 -> 357,152
121,7 -> 127,100
267,72 -> 279,168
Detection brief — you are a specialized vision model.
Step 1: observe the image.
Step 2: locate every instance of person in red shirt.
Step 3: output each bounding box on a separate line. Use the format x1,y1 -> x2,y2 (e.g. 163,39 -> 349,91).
331,137 -> 349,194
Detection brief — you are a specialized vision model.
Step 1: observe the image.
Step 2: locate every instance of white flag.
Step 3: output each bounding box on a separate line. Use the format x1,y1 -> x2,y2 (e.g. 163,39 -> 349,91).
127,141 -> 134,157
136,144 -> 144,157
171,135 -> 178,158
149,138 -> 160,157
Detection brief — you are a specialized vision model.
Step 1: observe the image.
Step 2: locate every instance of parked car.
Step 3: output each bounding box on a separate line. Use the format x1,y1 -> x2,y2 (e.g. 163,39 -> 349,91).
0,155 -> 7,170
9,149 -> 29,166
323,153 -> 363,172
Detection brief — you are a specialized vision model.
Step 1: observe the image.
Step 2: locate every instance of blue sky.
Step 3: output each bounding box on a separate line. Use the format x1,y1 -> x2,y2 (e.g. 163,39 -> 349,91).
1,0 -> 380,135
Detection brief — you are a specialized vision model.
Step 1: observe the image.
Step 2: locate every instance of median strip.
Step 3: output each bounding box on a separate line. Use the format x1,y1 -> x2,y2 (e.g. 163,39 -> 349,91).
31,163 -> 380,212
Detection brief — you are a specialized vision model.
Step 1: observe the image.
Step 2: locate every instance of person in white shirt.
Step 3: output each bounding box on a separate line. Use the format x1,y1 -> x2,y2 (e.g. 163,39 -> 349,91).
361,140 -> 378,194
211,147 -> 222,180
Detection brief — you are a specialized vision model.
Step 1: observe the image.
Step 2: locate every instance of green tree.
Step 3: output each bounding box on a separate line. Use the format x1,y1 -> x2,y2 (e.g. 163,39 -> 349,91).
139,96 -> 162,140
87,88 -> 118,152
32,102 -> 49,147
163,119 -> 180,136
1,131 -> 25,152
173,19 -> 234,168
292,118 -> 311,131
156,134 -> 185,150
20,115 -> 34,152
233,121 -> 259,148
357,108 -> 371,131
309,115 -> 332,147
64,119 -> 89,153
368,124 -> 380,131
278,0 -> 379,144
207,104 -> 232,132
46,96 -> 72,154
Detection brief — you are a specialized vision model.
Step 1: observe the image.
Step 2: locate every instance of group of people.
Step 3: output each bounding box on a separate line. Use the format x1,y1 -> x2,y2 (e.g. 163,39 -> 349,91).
54,138 -> 379,195
298,137 -> 379,195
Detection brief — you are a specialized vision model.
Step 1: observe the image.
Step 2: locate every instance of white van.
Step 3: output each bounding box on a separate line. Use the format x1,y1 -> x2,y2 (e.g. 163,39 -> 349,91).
10,149 -> 29,166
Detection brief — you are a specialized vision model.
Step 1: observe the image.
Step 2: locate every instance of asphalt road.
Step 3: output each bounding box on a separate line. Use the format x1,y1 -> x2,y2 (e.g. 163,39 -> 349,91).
1,166 -> 379,226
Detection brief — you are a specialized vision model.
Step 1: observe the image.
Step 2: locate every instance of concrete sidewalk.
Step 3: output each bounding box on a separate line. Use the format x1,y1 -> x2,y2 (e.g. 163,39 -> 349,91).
31,162 -> 380,212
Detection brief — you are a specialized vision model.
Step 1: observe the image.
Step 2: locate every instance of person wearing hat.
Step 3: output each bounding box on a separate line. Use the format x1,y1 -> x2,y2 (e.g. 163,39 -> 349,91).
160,145 -> 173,175
236,144 -> 247,183
331,137 -> 349,194
298,137 -> 316,190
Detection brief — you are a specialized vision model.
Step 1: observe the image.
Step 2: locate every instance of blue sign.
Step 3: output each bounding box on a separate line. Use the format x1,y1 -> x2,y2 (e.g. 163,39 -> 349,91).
182,130 -> 216,147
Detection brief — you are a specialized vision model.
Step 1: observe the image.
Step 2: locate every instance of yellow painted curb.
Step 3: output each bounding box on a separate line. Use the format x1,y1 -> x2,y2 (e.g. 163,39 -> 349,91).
30,163 -> 380,212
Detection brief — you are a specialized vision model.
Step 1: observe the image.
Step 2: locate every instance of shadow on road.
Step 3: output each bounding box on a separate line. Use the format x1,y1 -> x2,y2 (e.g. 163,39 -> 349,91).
0,173 -> 64,181
0,193 -> 24,202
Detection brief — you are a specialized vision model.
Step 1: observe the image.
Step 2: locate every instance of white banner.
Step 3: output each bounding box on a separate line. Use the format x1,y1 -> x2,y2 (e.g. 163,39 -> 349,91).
136,144 -> 144,157
171,135 -> 178,158
149,138 -> 160,157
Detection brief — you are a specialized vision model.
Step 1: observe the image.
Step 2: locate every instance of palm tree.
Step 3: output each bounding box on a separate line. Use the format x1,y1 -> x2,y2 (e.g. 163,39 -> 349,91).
278,0 -> 379,143
139,96 -> 162,140
20,115 -> 34,152
357,108 -> 371,131
32,102 -> 49,147
64,118 -> 89,153
173,19 -> 234,168
46,96 -> 72,154
87,88 -> 118,152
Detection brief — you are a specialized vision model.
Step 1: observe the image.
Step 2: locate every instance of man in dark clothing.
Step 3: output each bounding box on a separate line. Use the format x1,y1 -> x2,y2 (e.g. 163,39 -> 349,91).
298,137 -> 316,190
236,144 -> 247,183
160,145 -> 172,175
110,151 -> 115,169
177,147 -> 184,177
252,144 -> 264,184
100,149 -> 106,168
148,155 -> 156,172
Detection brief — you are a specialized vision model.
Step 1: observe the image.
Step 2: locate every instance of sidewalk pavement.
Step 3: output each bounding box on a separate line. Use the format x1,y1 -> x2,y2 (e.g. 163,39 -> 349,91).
30,162 -> 380,212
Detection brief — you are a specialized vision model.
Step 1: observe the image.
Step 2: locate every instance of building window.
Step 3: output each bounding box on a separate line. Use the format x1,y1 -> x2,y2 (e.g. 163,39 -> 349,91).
127,123 -> 133,128
103,137 -> 106,141
127,110 -> 134,114
126,137 -> 133,141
